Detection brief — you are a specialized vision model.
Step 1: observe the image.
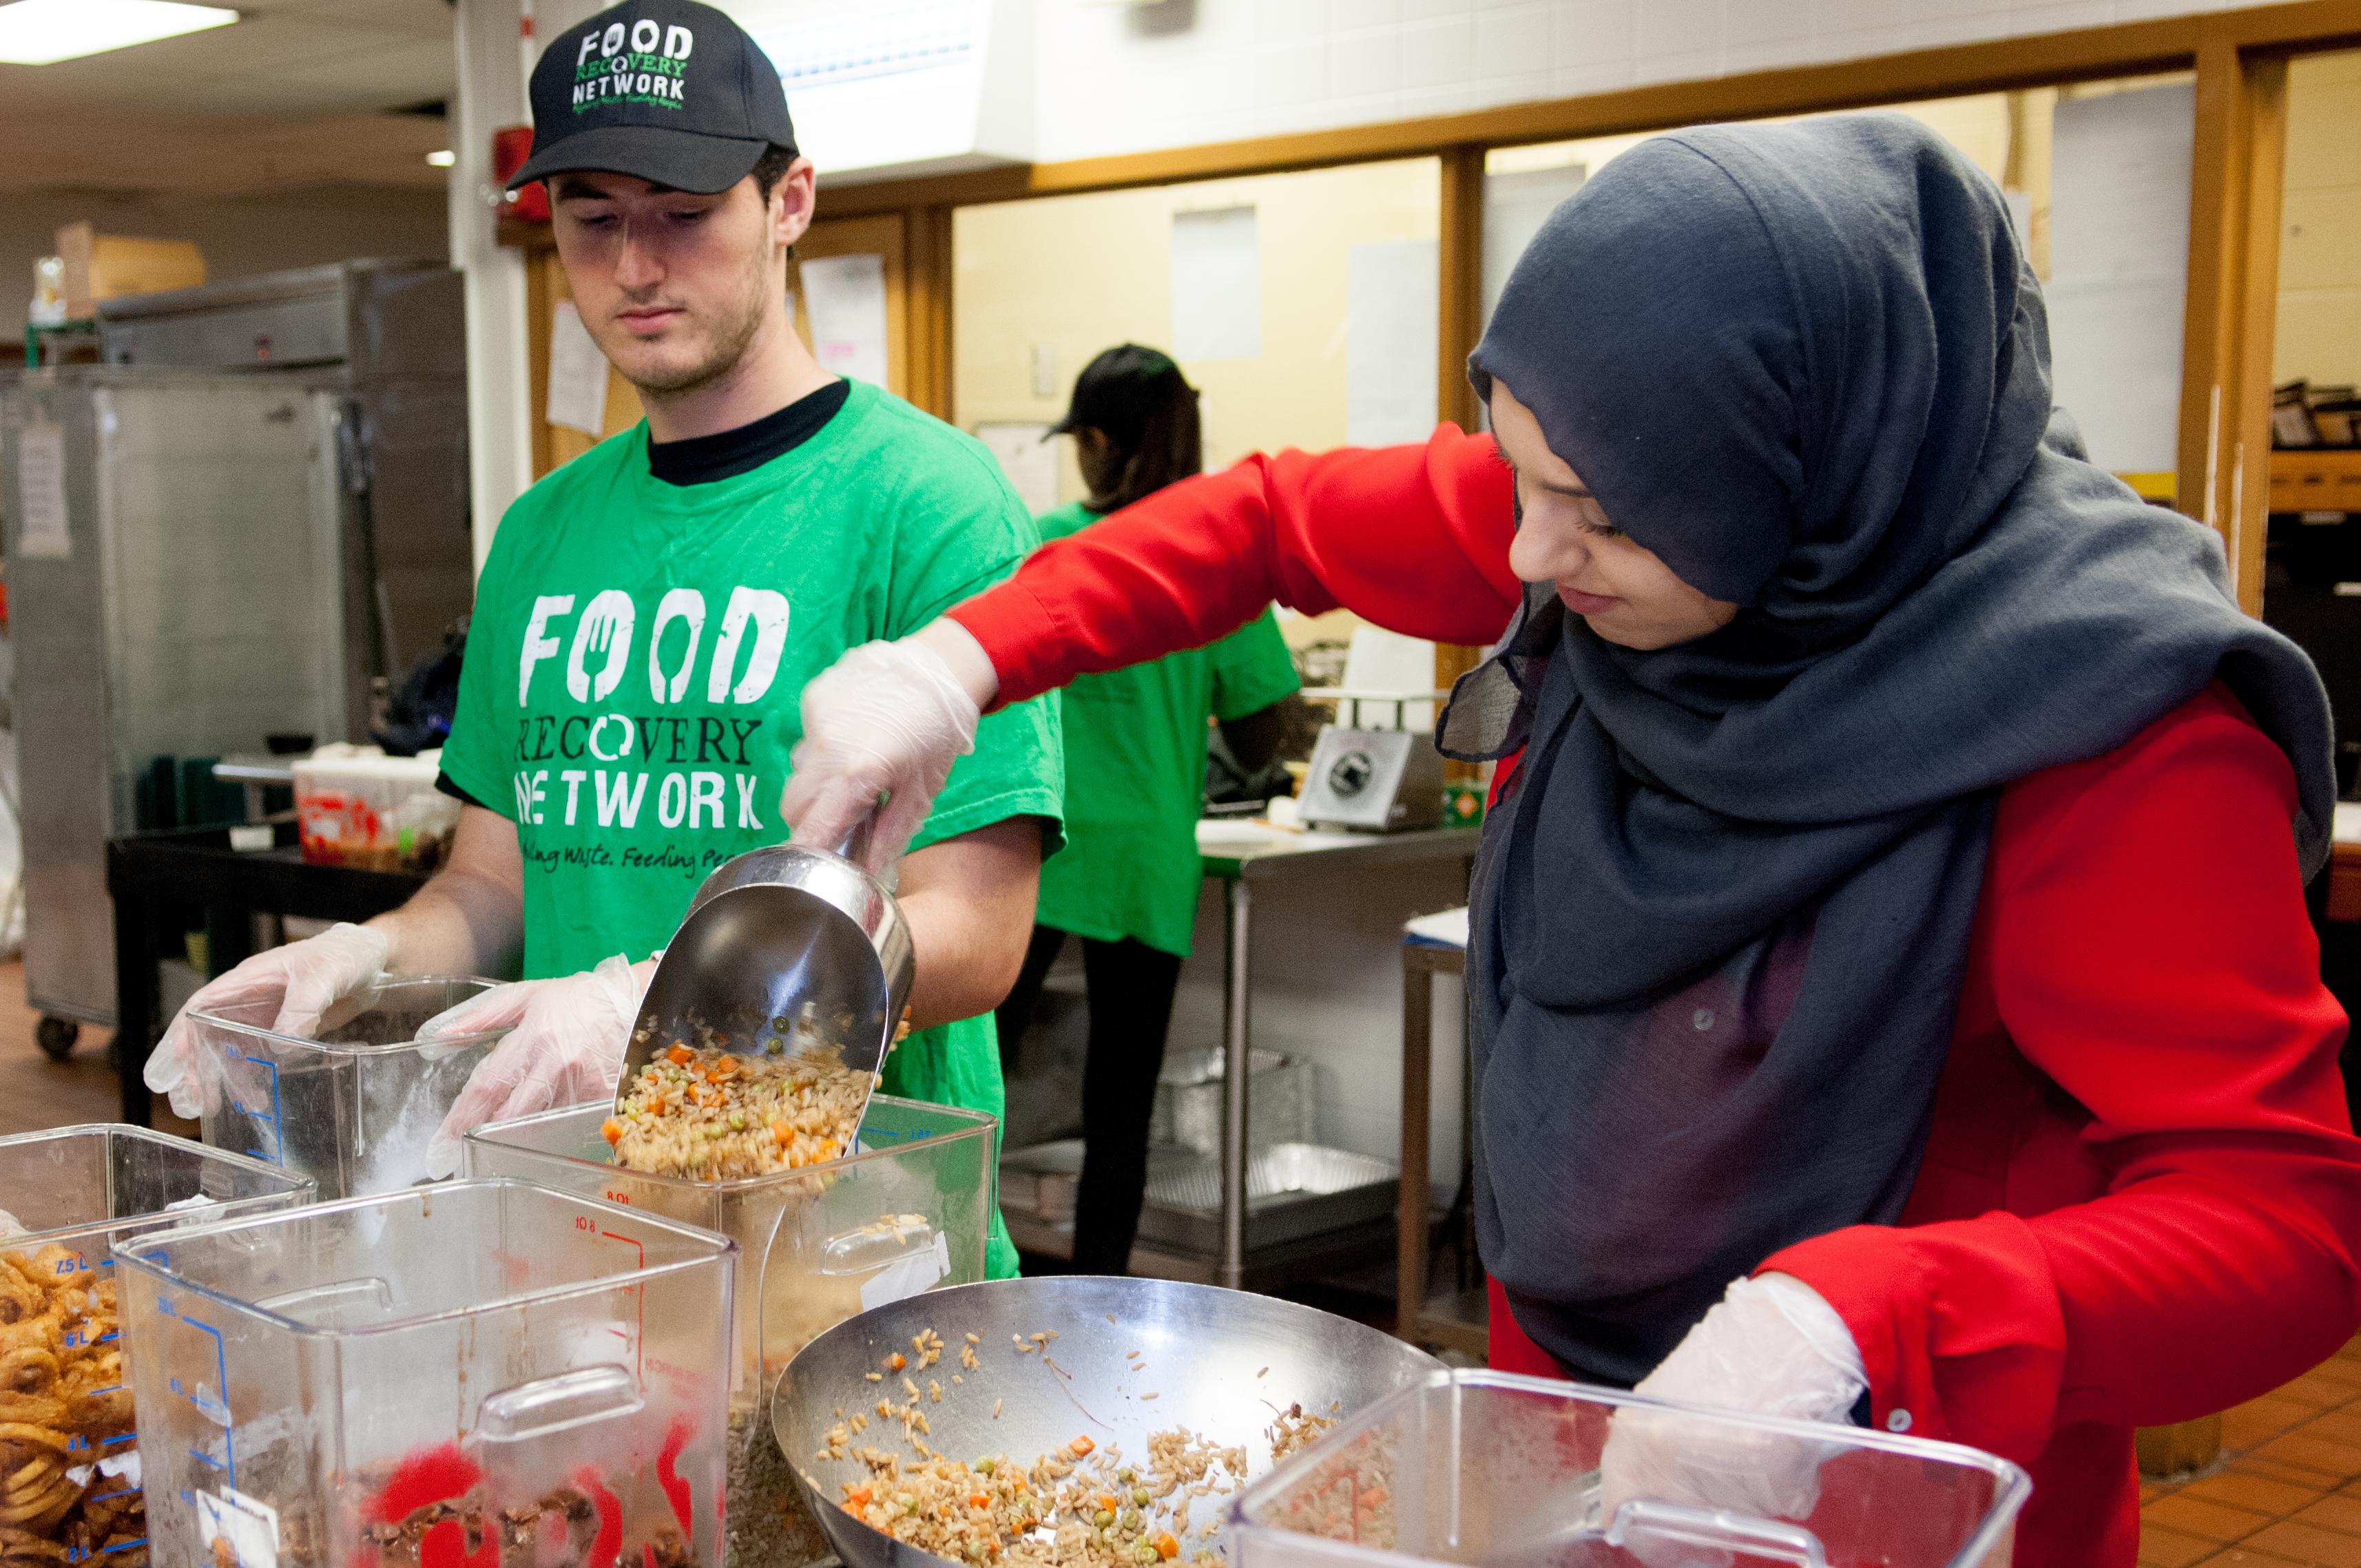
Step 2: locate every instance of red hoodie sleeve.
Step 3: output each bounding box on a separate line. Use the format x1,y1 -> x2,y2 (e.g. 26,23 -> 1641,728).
947,426 -> 1520,707
1767,690 -> 2361,1467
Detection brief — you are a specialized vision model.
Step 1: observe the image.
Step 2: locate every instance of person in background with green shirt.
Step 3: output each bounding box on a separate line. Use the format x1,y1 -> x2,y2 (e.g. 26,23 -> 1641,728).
990,347 -> 1299,1274
142,0 -> 1059,1278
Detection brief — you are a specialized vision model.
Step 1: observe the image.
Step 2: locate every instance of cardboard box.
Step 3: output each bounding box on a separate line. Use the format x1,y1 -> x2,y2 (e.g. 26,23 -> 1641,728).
55,221 -> 206,318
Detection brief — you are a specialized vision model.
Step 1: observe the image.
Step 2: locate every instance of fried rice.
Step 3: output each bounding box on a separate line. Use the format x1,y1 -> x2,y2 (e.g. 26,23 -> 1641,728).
819,1427 -> 1243,1568
808,1332 -> 1342,1568
606,1043 -> 877,1179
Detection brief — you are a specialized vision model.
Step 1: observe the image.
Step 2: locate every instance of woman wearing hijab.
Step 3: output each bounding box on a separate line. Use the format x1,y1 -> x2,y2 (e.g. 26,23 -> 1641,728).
782,116 -> 2361,1563
997,345 -> 1300,1274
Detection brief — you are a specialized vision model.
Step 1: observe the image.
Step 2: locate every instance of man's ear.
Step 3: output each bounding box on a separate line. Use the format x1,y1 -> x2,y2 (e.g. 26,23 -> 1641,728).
774,156 -> 818,248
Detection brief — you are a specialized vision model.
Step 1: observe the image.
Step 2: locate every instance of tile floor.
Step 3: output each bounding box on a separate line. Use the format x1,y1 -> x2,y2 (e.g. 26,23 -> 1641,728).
1,959 -> 235,1138
0,960 -> 132,1134
10,956 -> 2361,1565
2143,1337 -> 2361,1566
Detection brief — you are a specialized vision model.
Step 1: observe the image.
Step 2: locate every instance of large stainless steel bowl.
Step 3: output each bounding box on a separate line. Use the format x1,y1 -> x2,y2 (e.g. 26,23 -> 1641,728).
771,1276 -> 1443,1568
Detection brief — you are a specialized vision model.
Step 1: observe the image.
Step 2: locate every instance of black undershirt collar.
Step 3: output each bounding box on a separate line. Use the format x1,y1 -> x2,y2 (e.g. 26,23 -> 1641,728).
646,379 -> 850,485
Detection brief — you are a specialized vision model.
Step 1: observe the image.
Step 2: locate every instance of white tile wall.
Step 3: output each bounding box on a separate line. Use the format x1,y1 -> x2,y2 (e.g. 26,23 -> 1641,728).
1032,0 -> 2255,164
1167,857 -> 1474,1175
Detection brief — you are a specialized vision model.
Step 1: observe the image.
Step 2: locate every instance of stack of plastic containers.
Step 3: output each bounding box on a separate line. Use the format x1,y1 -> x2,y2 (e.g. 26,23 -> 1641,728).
114,1180 -> 734,1568
188,977 -> 511,1196
0,1125 -> 314,1568
462,1097 -> 999,1568
1229,1370 -> 2030,1568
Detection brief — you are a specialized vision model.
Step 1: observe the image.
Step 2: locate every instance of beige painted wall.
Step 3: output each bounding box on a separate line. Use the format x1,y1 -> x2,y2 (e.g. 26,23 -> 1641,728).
953,158 -> 1441,508
2276,50 -> 2361,390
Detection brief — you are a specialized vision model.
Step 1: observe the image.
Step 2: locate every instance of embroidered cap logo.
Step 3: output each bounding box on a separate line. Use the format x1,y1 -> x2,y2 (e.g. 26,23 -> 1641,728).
570,14 -> 696,114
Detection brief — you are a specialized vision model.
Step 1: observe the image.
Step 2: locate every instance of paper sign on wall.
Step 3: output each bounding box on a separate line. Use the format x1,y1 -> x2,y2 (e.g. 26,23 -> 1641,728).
1346,240 -> 1439,449
1172,206 -> 1260,362
801,253 -> 891,387
546,302 -> 610,437
973,421 -> 1061,516
15,421 -> 68,561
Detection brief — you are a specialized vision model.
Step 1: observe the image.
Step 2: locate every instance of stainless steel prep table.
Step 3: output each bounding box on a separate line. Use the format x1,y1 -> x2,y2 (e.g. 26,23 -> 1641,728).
1191,819 -> 1478,1287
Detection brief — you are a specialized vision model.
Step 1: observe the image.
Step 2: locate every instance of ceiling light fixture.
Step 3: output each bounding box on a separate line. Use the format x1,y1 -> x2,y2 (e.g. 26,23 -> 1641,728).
426,149 -> 457,167
0,0 -> 238,67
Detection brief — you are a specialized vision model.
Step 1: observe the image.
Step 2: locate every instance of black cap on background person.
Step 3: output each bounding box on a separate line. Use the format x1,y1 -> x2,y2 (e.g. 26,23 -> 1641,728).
510,0 -> 797,196
1048,344 -> 1192,452
1052,345 -> 1203,514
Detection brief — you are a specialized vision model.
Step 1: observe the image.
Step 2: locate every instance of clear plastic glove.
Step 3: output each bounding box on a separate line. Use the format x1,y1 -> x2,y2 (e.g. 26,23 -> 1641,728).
143,923 -> 389,1120
780,629 -> 986,874
1598,1273 -> 1867,1549
419,954 -> 649,1178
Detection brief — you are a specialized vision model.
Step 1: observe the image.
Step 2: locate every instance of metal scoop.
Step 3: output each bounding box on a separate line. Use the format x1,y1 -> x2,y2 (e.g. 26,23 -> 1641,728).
616,819 -> 914,1123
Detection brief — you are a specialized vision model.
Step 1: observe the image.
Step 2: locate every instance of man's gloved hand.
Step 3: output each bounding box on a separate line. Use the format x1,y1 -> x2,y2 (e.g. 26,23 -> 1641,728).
143,923 -> 390,1120
780,625 -> 990,874
1599,1273 -> 1867,1543
420,954 -> 649,1178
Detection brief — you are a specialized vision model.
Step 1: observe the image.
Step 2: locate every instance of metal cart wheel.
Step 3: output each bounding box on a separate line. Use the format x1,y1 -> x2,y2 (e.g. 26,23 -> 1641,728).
35,1016 -> 79,1062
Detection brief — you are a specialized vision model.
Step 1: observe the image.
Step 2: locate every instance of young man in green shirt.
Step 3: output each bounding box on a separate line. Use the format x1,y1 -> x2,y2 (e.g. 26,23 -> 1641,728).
145,0 -> 1058,1276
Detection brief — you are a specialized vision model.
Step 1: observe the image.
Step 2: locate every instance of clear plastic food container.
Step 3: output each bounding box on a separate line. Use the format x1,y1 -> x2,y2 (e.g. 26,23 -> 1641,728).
461,1096 -> 998,1568
291,746 -> 460,872
189,976 -> 509,1198
1229,1370 -> 2030,1568
113,1179 -> 734,1568
0,1125 -> 315,1568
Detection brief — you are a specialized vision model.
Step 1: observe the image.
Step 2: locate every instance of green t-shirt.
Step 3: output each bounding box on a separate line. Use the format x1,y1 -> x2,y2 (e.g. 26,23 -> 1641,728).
444,380 -> 1062,1278
1030,501 -> 1299,959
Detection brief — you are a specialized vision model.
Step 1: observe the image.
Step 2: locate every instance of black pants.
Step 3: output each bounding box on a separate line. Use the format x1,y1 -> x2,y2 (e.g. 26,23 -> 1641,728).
995,925 -> 1185,1275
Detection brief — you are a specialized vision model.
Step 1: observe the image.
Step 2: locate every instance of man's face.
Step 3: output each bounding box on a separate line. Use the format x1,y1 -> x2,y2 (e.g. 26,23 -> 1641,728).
550,164 -> 810,397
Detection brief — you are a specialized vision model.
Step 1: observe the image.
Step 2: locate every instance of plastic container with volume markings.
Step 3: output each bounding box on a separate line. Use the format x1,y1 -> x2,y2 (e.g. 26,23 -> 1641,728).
1228,1370 -> 2030,1568
189,976 -> 509,1198
112,1178 -> 734,1568
0,1125 -> 315,1568
461,1096 -> 999,1568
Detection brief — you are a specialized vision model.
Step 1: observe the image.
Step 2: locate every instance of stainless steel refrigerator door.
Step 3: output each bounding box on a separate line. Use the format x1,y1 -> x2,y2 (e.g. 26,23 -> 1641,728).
345,264 -> 472,726
95,261 -> 474,738
5,379 -> 116,1026
3,371 -> 349,1026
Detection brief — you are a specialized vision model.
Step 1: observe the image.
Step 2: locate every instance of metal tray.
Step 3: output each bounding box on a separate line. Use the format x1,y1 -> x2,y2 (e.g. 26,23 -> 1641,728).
1150,1047 -> 1313,1156
999,1138 -> 1201,1225
1136,1142 -> 1398,1253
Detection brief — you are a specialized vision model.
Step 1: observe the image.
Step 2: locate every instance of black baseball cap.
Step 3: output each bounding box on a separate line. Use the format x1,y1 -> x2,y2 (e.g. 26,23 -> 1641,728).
509,0 -> 797,196
1049,345 -> 1194,446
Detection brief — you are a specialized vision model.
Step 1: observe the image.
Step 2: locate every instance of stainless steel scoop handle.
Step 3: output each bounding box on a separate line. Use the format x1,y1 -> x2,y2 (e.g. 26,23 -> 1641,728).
833,815 -> 873,869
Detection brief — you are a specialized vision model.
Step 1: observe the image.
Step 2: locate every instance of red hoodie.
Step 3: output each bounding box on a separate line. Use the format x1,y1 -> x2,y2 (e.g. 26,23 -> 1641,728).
948,426 -> 2361,1567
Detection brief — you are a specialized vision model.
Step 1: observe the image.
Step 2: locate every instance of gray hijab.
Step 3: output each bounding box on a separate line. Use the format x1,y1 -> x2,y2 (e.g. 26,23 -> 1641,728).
1450,114 -> 2333,1385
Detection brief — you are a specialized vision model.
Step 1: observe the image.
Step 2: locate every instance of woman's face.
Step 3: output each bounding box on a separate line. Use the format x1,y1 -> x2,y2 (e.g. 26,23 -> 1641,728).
1490,379 -> 1738,651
